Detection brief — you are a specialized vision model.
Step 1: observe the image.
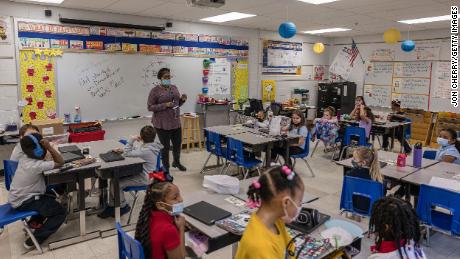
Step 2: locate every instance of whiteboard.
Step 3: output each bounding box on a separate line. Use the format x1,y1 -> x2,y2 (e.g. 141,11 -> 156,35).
430,61 -> 457,112
364,62 -> 393,85
56,53 -> 228,121
392,93 -> 429,110
392,78 -> 431,95
393,61 -> 432,78
364,84 -> 391,107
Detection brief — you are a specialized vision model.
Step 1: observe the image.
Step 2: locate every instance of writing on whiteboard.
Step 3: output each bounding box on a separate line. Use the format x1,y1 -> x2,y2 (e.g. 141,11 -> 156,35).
394,61 -> 432,78
392,93 -> 429,110
393,78 -> 431,95
365,62 -> 393,85
141,59 -> 169,87
78,60 -> 125,98
432,61 -> 450,99
370,48 -> 395,61
364,84 -> 391,107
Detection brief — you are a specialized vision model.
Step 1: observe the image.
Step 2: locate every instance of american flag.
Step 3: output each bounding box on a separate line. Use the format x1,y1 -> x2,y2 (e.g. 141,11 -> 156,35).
349,39 -> 359,67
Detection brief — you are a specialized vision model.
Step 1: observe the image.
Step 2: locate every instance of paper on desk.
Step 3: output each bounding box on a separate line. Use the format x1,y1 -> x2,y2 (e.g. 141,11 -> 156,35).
429,176 -> 460,192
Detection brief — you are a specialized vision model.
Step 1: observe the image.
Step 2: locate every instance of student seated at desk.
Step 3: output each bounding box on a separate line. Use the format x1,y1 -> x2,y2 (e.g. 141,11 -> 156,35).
382,100 -> 412,154
272,110 -> 309,167
312,106 -> 339,150
349,95 -> 366,119
435,128 -> 460,165
368,197 -> 425,259
347,147 -> 383,220
236,166 -> 303,259
98,126 -> 163,218
255,110 -> 270,128
8,133 -> 66,249
349,96 -> 374,140
135,181 -> 186,259
10,124 -> 40,161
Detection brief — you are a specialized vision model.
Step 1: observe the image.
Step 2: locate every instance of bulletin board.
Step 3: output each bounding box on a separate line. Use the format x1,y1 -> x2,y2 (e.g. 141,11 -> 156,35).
262,40 -> 302,75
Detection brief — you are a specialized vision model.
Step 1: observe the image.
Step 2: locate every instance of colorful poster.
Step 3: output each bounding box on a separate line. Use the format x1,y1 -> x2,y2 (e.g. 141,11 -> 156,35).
89,26 -> 107,36
105,43 -> 121,51
262,80 -> 276,102
262,40 -> 302,75
18,22 -> 89,35
232,60 -> 249,107
108,28 -> 135,37
19,50 -> 57,123
175,33 -> 199,41
50,39 -> 68,49
152,32 -> 176,40
122,43 -> 137,52
69,40 -> 84,50
0,16 -> 12,43
86,41 -> 103,50
135,30 -> 151,38
313,65 -> 327,80
19,38 -> 50,49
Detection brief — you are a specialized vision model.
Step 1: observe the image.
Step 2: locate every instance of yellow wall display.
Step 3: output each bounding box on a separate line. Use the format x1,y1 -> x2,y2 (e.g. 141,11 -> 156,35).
262,80 -> 276,103
20,50 -> 58,123
232,59 -> 249,109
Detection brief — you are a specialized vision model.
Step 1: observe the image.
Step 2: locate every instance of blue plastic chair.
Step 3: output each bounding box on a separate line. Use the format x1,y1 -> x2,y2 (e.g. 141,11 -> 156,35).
340,176 -> 384,217
225,137 -> 262,179
1,163 -> 43,253
3,160 -> 18,191
116,222 -> 145,259
290,133 -> 315,177
123,154 -> 163,224
200,130 -> 227,174
338,126 -> 372,160
416,184 -> 460,244
423,150 -> 437,160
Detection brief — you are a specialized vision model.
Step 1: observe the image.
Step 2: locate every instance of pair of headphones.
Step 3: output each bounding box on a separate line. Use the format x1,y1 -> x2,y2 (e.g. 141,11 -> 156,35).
27,134 -> 44,158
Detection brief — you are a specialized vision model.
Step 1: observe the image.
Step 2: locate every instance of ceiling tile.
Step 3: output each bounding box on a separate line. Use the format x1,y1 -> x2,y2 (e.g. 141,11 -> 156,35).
61,0 -> 119,9
103,0 -> 166,14
135,2 -> 186,18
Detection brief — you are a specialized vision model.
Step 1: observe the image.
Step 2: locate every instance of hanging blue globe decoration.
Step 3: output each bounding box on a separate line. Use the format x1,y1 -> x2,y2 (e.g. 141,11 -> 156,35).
279,22 -> 297,39
401,40 -> 415,52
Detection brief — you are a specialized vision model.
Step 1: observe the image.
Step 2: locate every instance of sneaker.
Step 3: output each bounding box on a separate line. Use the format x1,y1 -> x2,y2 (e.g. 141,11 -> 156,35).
172,162 -> 186,171
97,206 -> 115,219
23,238 -> 35,250
120,205 -> 131,217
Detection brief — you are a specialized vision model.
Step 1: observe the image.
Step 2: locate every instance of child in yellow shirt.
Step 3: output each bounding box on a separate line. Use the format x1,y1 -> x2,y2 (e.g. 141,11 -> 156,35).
236,166 -> 305,259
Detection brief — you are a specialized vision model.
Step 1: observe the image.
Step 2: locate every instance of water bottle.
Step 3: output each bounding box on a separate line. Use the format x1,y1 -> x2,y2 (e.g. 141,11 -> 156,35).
413,142 -> 423,168
397,153 -> 407,167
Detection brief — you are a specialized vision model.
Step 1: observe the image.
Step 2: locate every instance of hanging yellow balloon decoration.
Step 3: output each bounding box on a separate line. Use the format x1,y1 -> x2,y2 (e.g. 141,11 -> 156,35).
313,42 -> 325,54
383,28 -> 401,44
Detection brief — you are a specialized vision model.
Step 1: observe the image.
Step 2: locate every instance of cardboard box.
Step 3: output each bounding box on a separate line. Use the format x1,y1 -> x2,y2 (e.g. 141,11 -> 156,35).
31,119 -> 64,136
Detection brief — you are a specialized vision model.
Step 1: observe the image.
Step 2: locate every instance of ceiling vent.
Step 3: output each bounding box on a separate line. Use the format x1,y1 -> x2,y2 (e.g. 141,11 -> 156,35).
187,0 -> 225,8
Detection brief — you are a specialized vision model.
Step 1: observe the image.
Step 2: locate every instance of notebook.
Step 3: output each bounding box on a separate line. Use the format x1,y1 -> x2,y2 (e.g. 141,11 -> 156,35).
216,210 -> 252,235
99,151 -> 125,162
61,151 -> 85,163
183,201 -> 232,225
58,145 -> 81,154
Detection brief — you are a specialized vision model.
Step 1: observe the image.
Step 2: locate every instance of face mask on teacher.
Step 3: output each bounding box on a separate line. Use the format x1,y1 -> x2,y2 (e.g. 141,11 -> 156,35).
161,79 -> 171,86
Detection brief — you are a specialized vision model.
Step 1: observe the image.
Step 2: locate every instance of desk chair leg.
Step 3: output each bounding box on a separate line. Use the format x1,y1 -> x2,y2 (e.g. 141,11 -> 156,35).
243,168 -> 249,179
311,141 -> 320,157
219,161 -> 229,175
22,220 -> 43,254
256,167 -> 261,176
127,191 -> 140,225
200,153 -> 213,174
302,158 -> 315,177
338,145 -> 348,161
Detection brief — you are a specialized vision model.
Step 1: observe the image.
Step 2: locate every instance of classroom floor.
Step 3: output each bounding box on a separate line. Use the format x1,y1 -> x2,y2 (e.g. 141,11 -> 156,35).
1,142 -> 459,259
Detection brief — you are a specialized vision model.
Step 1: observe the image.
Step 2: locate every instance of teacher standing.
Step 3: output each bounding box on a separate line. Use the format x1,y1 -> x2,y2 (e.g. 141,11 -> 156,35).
147,68 -> 187,172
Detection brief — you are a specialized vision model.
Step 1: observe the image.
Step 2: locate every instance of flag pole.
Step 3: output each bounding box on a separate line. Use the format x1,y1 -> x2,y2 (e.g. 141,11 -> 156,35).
353,38 -> 366,64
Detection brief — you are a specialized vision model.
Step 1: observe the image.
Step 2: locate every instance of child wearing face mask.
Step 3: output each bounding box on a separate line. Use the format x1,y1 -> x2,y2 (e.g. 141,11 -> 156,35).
255,110 -> 270,128
347,147 -> 384,219
312,106 -> 339,151
135,181 -> 186,259
435,128 -> 460,164
236,166 -> 305,259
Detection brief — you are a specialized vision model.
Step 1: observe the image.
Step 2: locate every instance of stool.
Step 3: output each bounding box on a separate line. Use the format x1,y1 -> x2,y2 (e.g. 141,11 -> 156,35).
181,115 -> 202,152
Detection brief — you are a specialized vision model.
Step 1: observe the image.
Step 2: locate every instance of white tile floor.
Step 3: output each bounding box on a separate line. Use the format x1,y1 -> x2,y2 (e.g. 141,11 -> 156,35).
1,142 -> 460,259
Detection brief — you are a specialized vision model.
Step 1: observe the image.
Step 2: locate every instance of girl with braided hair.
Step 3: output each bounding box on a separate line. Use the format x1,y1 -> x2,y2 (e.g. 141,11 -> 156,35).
236,166 -> 304,259
134,182 -> 186,259
368,196 -> 425,259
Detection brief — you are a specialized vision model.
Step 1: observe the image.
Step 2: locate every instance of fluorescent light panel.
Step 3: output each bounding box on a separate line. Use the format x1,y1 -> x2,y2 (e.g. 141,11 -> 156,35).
298,0 -> 340,4
303,28 -> 351,34
16,0 -> 64,3
398,15 -> 450,24
201,12 -> 256,23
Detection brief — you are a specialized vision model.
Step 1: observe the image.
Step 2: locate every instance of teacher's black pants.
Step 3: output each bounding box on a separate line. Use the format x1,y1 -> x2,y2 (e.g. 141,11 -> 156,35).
156,127 -> 182,171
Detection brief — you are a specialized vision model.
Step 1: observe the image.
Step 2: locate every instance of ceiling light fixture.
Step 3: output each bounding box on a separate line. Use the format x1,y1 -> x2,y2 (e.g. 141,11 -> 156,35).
14,0 -> 64,4
398,15 -> 450,24
303,28 -> 351,34
200,12 -> 256,23
297,0 -> 340,5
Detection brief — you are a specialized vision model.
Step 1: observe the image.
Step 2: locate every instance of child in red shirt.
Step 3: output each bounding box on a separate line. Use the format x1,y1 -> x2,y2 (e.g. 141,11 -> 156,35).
135,182 -> 186,259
